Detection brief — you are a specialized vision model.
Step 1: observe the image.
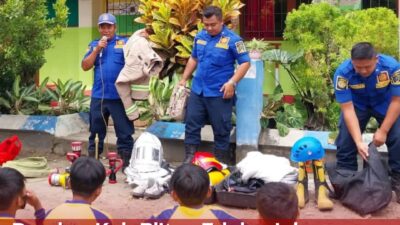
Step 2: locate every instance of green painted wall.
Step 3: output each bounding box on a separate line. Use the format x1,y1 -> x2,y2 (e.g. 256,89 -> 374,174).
40,27 -> 97,88
41,28 -> 298,96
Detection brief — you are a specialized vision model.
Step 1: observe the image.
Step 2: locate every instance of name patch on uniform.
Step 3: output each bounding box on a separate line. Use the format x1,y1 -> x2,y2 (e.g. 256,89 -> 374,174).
376,71 -> 390,88
216,37 -> 230,49
392,69 -> 400,85
196,39 -> 207,45
114,40 -> 125,49
335,76 -> 348,90
349,83 -> 365,89
235,41 -> 247,54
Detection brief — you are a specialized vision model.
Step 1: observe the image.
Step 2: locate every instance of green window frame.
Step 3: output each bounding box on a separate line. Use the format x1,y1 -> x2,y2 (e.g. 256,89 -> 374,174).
47,0 -> 79,27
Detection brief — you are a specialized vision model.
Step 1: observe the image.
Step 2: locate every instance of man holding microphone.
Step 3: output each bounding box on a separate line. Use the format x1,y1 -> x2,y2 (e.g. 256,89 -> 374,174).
82,13 -> 134,169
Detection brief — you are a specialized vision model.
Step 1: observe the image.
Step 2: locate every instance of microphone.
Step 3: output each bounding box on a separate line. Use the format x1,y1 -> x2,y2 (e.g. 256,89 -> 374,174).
99,36 -> 107,58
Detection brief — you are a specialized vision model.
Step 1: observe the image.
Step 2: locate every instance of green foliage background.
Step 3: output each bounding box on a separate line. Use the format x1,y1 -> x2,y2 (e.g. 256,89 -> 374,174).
284,3 -> 398,130
0,0 -> 68,94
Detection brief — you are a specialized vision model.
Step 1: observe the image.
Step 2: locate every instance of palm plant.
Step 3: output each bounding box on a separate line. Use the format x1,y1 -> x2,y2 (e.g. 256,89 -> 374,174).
135,0 -> 244,78
0,76 -> 39,115
42,79 -> 90,115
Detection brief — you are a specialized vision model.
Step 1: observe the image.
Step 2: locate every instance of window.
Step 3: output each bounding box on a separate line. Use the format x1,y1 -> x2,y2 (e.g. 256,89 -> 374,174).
240,0 -> 397,40
106,0 -> 144,36
362,0 -> 397,13
47,0 -> 79,27
241,0 -> 312,40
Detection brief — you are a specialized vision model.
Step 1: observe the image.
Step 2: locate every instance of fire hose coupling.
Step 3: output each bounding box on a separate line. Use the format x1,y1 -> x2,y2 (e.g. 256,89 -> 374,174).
106,152 -> 123,184
48,170 -> 70,189
66,141 -> 83,163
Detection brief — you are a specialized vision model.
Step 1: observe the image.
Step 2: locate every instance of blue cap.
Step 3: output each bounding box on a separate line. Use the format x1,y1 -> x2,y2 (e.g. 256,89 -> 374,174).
98,13 -> 116,25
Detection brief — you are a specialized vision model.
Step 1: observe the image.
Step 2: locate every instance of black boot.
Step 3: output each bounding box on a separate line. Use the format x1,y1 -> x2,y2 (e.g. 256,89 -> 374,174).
88,150 -> 95,158
122,151 -> 132,171
214,150 -> 230,165
392,172 -> 400,203
183,144 -> 197,164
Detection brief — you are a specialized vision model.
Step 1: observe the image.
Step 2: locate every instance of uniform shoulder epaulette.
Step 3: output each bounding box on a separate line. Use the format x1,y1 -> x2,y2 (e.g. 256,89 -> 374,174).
378,54 -> 397,69
338,60 -> 353,77
197,29 -> 207,38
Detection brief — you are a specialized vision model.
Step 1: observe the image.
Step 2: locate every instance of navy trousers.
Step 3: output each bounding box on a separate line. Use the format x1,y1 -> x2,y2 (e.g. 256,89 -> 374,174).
88,98 -> 134,155
184,92 -> 234,152
335,107 -> 400,173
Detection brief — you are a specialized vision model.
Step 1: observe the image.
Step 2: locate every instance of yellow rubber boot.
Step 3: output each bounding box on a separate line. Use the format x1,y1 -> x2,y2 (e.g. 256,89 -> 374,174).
296,162 -> 309,208
313,160 -> 333,211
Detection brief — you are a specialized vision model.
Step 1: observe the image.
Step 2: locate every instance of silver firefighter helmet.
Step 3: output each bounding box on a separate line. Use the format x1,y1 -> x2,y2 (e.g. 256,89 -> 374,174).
129,132 -> 163,173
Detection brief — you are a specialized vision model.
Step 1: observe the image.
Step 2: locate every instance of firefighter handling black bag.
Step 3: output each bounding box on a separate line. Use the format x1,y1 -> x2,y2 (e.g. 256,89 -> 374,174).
326,143 -> 392,215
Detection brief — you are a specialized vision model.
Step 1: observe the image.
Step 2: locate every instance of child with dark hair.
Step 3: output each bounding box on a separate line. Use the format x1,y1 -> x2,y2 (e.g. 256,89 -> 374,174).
0,167 -> 45,221
256,182 -> 299,225
151,164 -> 236,220
45,157 -> 111,221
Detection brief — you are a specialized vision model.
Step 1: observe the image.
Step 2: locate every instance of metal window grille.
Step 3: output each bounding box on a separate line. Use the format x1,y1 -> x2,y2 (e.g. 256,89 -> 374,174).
105,0 -> 143,36
362,0 -> 397,13
241,0 -> 312,40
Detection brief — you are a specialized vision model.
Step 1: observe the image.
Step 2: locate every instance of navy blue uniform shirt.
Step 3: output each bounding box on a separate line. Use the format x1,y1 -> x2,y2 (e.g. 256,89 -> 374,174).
191,26 -> 250,97
334,54 -> 400,115
83,35 -> 128,99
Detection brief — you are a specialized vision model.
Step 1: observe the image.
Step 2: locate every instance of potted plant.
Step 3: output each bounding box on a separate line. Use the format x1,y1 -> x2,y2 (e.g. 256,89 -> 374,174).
245,38 -> 271,59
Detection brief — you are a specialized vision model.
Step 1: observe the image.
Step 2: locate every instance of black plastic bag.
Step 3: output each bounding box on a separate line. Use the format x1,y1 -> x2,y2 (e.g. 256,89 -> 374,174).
326,143 -> 392,215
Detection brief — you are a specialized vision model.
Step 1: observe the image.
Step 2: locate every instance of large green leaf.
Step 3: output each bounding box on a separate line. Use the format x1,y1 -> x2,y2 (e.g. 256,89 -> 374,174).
12,76 -> 21,98
22,96 -> 39,103
277,122 -> 289,137
0,97 -> 11,108
152,2 -> 171,24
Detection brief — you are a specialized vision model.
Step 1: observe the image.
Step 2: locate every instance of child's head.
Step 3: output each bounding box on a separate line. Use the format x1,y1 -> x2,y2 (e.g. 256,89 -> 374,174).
170,164 -> 210,207
70,157 -> 106,200
256,182 -> 298,220
0,167 -> 26,212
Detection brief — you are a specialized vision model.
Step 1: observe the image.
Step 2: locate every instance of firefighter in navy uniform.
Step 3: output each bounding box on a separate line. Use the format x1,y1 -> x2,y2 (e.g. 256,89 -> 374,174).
179,6 -> 250,164
333,42 -> 400,203
82,13 -> 134,168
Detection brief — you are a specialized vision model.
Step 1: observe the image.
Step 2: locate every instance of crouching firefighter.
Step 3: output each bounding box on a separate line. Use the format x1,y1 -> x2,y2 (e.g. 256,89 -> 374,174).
290,137 -> 334,211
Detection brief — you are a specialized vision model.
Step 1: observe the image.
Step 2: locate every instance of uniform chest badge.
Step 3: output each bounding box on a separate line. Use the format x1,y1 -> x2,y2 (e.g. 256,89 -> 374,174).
335,76 -> 348,90
196,39 -> 207,45
115,40 -> 125,49
349,83 -> 365,89
235,41 -> 247,54
216,37 -> 230,49
376,71 -> 390,88
391,69 -> 400,85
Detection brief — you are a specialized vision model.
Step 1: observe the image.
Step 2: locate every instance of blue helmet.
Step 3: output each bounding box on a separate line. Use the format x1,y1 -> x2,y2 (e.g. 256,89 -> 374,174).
290,137 -> 325,162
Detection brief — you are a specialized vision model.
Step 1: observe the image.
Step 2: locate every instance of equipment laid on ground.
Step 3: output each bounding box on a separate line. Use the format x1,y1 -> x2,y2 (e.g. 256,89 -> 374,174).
290,136 -> 325,162
3,157 -> 51,178
192,151 -> 231,204
192,152 -> 223,172
48,170 -> 70,189
106,152 -> 123,184
291,137 -> 333,211
0,135 -> 22,166
66,141 -> 82,163
213,151 -> 297,208
192,152 -> 230,186
125,132 -> 172,199
215,170 -> 262,209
